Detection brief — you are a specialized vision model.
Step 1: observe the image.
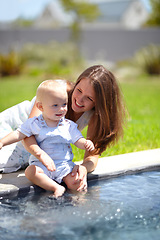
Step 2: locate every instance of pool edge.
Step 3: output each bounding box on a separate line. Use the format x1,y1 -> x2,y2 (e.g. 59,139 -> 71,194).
0,148 -> 160,198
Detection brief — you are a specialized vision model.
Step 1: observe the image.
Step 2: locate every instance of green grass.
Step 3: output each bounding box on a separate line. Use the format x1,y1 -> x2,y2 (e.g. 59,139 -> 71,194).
0,73 -> 160,161
0,75 -> 42,111
103,76 -> 160,156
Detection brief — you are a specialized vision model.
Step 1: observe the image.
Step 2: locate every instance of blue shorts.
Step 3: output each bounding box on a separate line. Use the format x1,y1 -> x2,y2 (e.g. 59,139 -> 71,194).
30,160 -> 75,183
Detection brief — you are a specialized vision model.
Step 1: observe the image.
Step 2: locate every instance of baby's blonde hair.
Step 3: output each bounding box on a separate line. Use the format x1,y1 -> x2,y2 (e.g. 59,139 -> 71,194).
36,79 -> 67,102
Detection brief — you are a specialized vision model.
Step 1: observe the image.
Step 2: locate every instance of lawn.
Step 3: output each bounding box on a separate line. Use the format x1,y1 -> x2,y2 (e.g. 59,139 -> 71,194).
0,72 -> 159,161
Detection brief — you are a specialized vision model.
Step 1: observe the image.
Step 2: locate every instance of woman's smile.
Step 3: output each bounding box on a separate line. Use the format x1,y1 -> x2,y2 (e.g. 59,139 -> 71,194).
72,78 -> 95,113
75,100 -> 84,108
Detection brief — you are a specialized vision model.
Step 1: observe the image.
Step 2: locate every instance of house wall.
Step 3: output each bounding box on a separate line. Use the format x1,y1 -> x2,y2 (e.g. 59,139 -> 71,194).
0,28 -> 159,63
33,0 -> 149,29
122,0 -> 149,29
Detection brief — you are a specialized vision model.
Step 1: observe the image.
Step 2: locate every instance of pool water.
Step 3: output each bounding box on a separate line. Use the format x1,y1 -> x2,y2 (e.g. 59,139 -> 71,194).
0,171 -> 160,240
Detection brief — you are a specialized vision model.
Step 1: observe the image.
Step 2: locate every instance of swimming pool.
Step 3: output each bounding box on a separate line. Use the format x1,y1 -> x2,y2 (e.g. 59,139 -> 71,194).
0,170 -> 160,240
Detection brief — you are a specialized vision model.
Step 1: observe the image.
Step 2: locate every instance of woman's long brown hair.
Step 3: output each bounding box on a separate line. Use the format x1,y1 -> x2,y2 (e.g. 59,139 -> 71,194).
66,65 -> 126,155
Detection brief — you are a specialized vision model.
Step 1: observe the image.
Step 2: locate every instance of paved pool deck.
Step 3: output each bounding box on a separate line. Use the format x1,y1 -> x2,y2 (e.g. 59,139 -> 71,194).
0,148 -> 160,198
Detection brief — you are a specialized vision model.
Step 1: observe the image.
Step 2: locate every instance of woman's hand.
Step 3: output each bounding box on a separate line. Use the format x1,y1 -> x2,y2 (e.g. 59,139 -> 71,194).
71,149 -> 99,191
71,164 -> 88,191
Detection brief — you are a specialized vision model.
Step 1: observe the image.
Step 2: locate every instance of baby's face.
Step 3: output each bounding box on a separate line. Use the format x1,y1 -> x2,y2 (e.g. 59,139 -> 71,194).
42,88 -> 68,122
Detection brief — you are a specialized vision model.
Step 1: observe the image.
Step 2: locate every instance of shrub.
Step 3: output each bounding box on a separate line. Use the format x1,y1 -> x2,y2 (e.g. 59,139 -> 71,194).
20,41 -> 84,78
0,42 -> 85,79
134,44 -> 160,75
0,51 -> 25,77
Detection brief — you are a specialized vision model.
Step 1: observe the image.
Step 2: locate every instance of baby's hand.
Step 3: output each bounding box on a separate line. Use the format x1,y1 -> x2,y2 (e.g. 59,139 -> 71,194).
39,151 -> 56,171
84,140 -> 95,152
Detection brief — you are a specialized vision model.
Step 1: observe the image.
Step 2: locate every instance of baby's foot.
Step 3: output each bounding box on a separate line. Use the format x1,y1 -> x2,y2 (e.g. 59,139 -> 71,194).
54,185 -> 66,198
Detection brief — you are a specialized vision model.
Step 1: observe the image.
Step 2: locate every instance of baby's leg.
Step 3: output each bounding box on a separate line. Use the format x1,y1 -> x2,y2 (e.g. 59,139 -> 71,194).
25,165 -> 65,198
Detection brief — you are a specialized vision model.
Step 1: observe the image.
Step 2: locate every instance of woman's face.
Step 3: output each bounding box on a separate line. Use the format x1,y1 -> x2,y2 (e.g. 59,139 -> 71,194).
72,78 -> 95,113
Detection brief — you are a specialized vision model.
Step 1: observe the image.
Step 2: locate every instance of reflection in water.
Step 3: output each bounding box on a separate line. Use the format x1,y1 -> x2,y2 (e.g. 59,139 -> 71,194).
0,171 -> 160,240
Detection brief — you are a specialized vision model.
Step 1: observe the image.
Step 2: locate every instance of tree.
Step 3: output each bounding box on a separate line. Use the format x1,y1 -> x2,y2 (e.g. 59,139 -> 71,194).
60,0 -> 100,44
145,0 -> 160,26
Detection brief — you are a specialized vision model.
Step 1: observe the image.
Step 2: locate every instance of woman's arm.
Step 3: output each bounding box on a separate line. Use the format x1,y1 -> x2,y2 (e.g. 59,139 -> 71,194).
29,100 -> 41,118
71,151 -> 99,179
77,118 -> 99,173
71,150 -> 99,192
71,119 -> 99,191
81,150 -> 99,173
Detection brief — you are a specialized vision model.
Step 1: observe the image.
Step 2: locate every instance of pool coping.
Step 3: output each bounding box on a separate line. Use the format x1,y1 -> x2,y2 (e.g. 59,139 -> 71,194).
0,148 -> 160,198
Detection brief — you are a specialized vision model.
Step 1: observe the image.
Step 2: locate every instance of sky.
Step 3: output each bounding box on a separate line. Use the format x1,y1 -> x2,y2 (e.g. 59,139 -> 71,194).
0,0 -> 151,22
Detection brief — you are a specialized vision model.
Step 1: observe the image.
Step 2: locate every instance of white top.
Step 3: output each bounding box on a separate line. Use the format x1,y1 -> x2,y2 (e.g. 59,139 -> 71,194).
76,110 -> 94,131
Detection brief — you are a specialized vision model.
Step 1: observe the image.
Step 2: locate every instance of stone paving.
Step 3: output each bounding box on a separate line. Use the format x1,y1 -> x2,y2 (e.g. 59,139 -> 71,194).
0,149 -> 160,198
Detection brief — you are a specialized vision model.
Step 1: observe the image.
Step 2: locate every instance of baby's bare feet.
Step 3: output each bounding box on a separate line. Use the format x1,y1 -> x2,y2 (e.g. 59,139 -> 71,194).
53,185 -> 66,198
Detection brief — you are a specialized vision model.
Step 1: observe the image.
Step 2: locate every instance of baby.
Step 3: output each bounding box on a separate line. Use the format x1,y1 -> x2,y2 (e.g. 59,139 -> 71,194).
0,80 -> 94,197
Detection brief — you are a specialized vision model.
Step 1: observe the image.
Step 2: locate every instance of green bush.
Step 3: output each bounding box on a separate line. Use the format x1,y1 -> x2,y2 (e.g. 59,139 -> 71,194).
20,41 -> 84,78
0,51 -> 25,77
0,41 -> 85,79
135,44 -> 160,75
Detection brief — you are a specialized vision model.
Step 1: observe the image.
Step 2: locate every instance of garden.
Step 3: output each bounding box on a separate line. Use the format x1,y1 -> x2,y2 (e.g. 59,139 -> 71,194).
0,42 -> 159,162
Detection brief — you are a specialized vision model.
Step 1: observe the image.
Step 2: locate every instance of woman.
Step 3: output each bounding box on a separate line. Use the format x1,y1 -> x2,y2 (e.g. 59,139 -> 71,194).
0,65 -> 126,191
